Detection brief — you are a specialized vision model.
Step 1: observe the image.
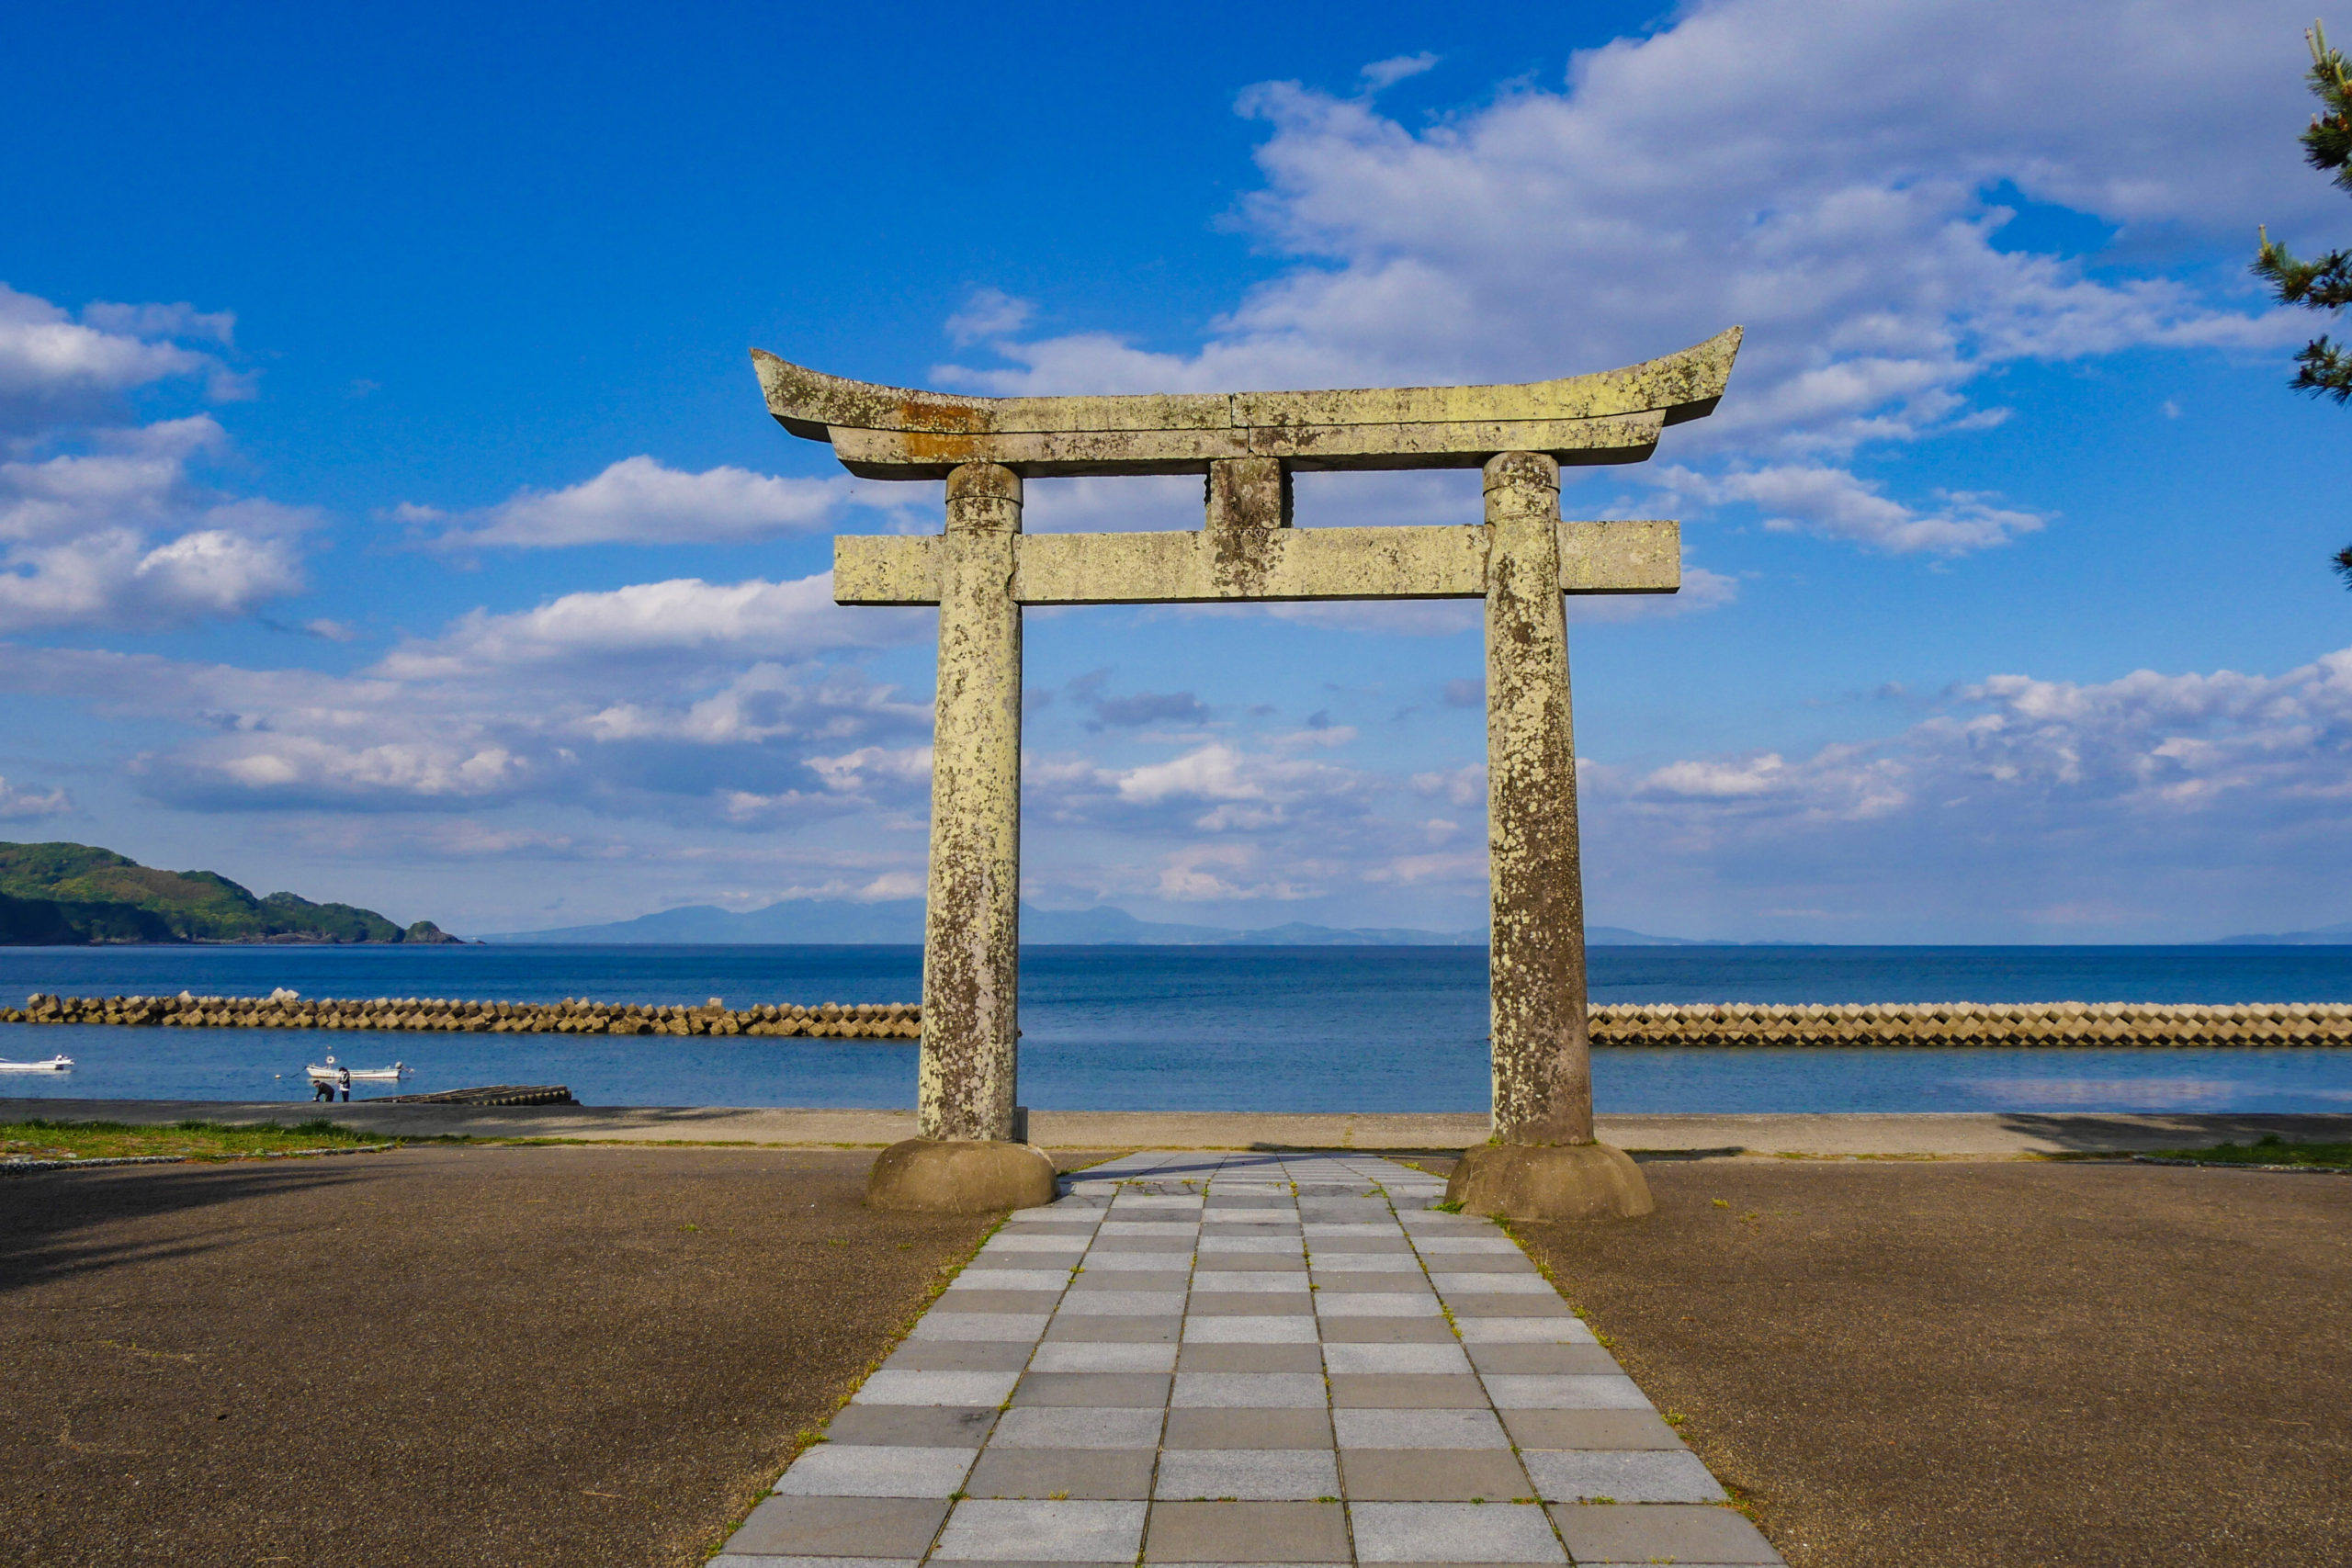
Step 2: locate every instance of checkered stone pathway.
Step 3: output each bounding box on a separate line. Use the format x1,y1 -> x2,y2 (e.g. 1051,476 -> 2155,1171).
714,1150 -> 1781,1568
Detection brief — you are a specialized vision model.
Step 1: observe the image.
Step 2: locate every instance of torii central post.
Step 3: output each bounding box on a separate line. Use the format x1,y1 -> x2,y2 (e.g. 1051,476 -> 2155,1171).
752,329 -> 1740,1219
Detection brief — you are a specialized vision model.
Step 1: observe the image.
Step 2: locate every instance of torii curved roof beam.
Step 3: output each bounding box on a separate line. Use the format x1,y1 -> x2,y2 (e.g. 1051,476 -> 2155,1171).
752,328 -> 1740,479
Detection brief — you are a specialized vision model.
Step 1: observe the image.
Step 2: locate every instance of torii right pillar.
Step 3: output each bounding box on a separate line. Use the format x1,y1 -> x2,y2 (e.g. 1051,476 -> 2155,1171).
1446,452 -> 1655,1222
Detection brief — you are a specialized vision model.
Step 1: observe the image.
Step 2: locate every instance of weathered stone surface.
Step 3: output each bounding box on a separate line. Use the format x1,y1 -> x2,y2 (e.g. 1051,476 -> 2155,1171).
918,464 -> 1023,1143
832,520 -> 1680,607
1484,454 -> 1591,1147
753,331 -> 1738,479
1445,1142 -> 1654,1222
866,1137 -> 1059,1213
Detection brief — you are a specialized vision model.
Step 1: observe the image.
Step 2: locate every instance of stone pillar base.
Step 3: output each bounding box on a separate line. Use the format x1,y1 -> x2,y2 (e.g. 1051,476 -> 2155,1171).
1445,1142 -> 1654,1223
866,1137 -> 1058,1214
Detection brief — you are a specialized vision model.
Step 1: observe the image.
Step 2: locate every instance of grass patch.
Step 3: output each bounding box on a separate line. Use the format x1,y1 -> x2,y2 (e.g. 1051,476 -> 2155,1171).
0,1117 -> 390,1163
2143,1134 -> 2352,1170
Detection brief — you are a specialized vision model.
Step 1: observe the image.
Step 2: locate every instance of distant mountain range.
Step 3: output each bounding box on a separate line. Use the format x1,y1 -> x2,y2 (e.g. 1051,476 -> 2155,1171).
2209,921 -> 2352,945
0,840 -> 462,945
479,897 -> 1710,947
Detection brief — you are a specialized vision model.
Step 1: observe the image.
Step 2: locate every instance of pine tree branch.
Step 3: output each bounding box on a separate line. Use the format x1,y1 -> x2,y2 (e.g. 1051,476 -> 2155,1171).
2304,23 -> 2352,190
2291,336 -> 2352,401
2334,542 -> 2352,590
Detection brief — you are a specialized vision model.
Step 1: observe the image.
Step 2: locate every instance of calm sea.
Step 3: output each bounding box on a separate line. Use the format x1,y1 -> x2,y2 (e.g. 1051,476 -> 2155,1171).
2,943 -> 2349,1114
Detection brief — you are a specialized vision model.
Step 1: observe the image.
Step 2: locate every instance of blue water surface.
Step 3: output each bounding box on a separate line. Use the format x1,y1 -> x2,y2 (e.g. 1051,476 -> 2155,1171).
0,943 -> 2347,1113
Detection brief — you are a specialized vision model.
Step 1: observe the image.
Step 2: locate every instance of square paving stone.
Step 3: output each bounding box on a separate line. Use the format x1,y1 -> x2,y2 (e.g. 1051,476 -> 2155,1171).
1312,1275 -> 1431,1293
1155,1448 -> 1340,1501
1080,1252 -> 1194,1271
822,1405 -> 997,1448
941,1292 -> 1069,1314
1191,1293 -> 1314,1317
1316,1292 -> 1441,1318
1191,1272 -> 1312,1292
1171,1372 -> 1327,1408
1198,1235 -> 1305,1255
911,1314 -> 1054,1343
1452,1317 -> 1595,1345
1443,1294 -> 1572,1319
723,1495 -> 951,1558
1348,1500 -> 1564,1563
1195,1253 -> 1305,1271
1329,1374 -> 1487,1409
774,1444 -> 976,1497
1499,1408 -> 1684,1451
1410,1236 -> 1521,1254
883,1341 -> 1035,1372
1548,1502 -> 1780,1564
1057,1292 -> 1187,1316
854,1370 -> 1023,1406
1182,1315 -> 1320,1344
1100,1223 -> 1201,1237
1302,1223 -> 1402,1238
953,1270 -> 1078,1292
1306,1254 -> 1420,1272
1464,1342 -> 1623,1376
990,1407 -> 1165,1450
1043,1315 -> 1181,1344
933,1498 -> 1148,1562
1430,1272 -> 1548,1294
1305,1236 -> 1414,1254
1030,1341 -> 1179,1373
1316,1318 -> 1459,1345
1070,1271 -> 1192,1292
1482,1375 -> 1650,1410
1521,1450 -> 1727,1504
966,1448 -> 1158,1501
1331,1408 -> 1510,1450
1163,1408 -> 1334,1450
1087,1236 -> 1198,1255
1143,1500 -> 1350,1562
1323,1343 -> 1471,1375
1339,1449 -> 1535,1502
1181,1343 -> 1325,1373
1012,1372 -> 1172,1407
983,1238 -> 1090,1257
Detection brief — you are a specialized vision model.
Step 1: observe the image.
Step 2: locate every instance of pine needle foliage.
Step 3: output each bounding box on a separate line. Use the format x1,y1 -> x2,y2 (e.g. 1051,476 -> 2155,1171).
2253,23 -> 2352,587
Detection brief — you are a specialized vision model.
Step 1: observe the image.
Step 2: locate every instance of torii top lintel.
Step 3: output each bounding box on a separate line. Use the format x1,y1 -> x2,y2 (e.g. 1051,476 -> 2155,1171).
750,329 -> 1741,479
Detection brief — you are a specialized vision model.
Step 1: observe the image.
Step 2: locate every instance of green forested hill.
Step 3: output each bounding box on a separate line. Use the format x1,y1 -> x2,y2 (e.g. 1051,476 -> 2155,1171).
0,842 -> 462,945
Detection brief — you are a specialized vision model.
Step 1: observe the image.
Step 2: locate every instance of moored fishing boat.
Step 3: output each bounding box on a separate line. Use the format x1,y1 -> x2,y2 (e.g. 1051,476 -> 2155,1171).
0,1054 -> 73,1071
307,1055 -> 408,1081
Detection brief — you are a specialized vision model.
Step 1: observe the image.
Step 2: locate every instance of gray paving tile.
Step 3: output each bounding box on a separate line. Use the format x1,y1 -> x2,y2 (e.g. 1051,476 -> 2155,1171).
1057,1291 -> 1188,1316
882,1339 -> 1036,1373
989,1407 -> 1165,1450
1012,1372 -> 1172,1408
706,1554 -> 918,1568
1330,1408 -> 1510,1450
772,1444 -> 975,1497
1172,1371 -> 1327,1408
722,1495 -> 950,1558
1182,1315 -> 1320,1344
1304,1236 -> 1413,1254
821,1405 -> 997,1448
1347,1500 -> 1565,1563
1482,1375 -> 1651,1410
1316,1318 -> 1460,1345
942,1292 -> 1070,1314
1429,1272 -> 1550,1294
1306,1254 -> 1420,1273
1302,1224 -> 1403,1239
1195,1253 -> 1305,1272
1498,1409 -> 1685,1451
1180,1343 -> 1325,1374
853,1370 -> 1022,1406
1163,1408 -> 1334,1450
1190,1293 -> 1314,1317
1311,1275 -> 1432,1293
1443,1294 -> 1572,1319
1409,1236 -> 1521,1254
1079,1252 -> 1194,1271
1339,1448 -> 1534,1502
1155,1449 -> 1340,1501
982,1236 -> 1091,1255
1197,1235 -> 1306,1255
1143,1500 -> 1351,1562
1521,1450 -> 1727,1504
910,1314 -> 1053,1343
1328,1374 -> 1487,1409
1043,1315 -> 1182,1344
1315,1292 -> 1442,1318
965,1448 -> 1158,1501
1321,1343 -> 1471,1375
1069,1271 -> 1192,1292
1464,1342 -> 1622,1376
933,1498 -> 1148,1562
1451,1317 -> 1595,1345
1100,1223 -> 1202,1237
952,1270 -> 1078,1292
1029,1341 -> 1179,1373
1088,1237 -> 1199,1255
1190,1271 -> 1312,1292
1548,1502 -> 1781,1564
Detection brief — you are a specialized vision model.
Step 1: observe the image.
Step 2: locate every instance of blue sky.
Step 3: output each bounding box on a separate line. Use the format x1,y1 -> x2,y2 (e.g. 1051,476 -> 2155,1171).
3,0 -> 2349,942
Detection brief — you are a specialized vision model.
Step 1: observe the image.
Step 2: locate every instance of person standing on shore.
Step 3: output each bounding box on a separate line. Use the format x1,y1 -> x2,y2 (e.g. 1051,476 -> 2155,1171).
337,1066 -> 351,1102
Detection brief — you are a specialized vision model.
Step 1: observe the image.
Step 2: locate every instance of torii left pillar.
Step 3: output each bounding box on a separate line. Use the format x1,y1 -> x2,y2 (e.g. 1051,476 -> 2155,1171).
865,462 -> 1058,1213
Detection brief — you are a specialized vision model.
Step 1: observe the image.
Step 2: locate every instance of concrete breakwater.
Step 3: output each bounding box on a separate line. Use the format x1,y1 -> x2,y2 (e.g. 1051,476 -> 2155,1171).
6,993 -> 920,1038
6,993 -> 2352,1045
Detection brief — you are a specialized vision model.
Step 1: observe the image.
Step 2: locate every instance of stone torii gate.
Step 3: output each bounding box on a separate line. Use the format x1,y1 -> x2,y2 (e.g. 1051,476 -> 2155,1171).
752,328 -> 1740,1219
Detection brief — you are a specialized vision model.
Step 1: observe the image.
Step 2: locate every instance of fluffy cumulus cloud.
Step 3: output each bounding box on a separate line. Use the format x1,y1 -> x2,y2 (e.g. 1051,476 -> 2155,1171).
0,283 -> 239,435
945,0 -> 2313,555
417,457 -> 915,548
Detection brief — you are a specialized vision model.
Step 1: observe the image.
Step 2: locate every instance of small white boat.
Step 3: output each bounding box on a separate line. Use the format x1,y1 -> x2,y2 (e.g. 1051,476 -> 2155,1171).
0,1054 -> 73,1071
307,1055 -> 408,1081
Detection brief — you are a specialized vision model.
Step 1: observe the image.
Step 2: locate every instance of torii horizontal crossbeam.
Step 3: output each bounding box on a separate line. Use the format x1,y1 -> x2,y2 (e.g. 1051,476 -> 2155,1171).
834,520 -> 1679,605
753,331 -> 1741,478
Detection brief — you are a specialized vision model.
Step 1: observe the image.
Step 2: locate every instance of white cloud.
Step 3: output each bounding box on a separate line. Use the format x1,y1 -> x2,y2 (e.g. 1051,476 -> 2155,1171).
424,456 -> 901,548
0,283 -> 232,433
944,288 -> 1035,346
1657,464 -> 2045,554
0,776 -> 72,818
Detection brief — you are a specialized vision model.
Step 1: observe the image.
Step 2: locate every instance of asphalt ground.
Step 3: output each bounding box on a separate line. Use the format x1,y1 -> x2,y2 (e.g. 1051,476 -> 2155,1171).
0,1145 -> 1037,1568
1501,1157 -> 2352,1567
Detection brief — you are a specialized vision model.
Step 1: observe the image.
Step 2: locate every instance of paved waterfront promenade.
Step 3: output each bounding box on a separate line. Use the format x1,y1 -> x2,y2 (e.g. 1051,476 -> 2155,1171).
10,1099 -> 2350,1156
718,1149 -> 1780,1568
